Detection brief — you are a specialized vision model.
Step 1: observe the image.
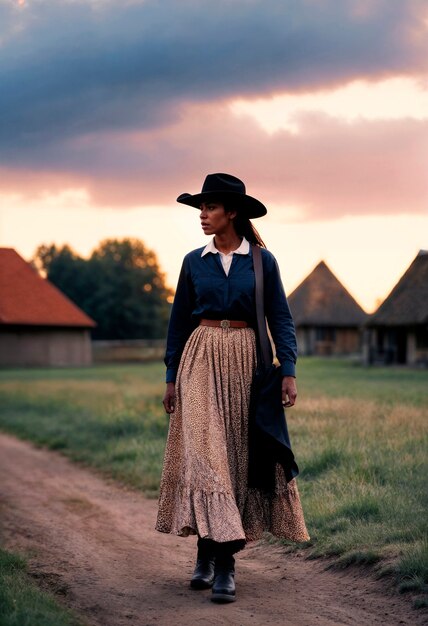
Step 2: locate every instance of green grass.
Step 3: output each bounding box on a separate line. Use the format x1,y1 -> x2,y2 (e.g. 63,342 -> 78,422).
285,359 -> 428,608
0,548 -> 83,626
0,358 -> 427,609
0,363 -> 167,495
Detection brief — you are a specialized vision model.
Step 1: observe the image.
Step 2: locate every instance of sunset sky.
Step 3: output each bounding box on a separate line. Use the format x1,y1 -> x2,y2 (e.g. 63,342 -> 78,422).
1,0 -> 427,312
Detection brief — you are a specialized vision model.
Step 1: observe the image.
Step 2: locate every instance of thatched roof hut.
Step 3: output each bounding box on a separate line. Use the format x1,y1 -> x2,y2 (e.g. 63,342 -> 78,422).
364,251 -> 428,365
368,250 -> 428,327
0,248 -> 95,367
288,261 -> 367,356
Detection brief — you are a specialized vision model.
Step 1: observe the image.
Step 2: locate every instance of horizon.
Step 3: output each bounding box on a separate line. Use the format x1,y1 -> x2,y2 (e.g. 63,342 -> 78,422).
3,234 -> 424,316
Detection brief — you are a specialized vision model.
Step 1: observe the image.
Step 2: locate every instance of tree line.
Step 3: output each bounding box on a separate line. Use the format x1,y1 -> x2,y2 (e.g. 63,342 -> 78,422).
34,238 -> 173,340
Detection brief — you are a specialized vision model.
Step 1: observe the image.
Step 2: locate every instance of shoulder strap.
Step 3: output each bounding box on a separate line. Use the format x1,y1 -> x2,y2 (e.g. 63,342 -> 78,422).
252,244 -> 271,368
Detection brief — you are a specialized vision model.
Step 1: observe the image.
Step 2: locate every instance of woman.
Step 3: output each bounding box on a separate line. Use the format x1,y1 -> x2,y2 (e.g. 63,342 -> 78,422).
156,173 -> 309,603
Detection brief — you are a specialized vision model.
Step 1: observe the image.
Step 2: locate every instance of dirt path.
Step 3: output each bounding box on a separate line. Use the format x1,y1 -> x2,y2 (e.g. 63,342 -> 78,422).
0,433 -> 424,626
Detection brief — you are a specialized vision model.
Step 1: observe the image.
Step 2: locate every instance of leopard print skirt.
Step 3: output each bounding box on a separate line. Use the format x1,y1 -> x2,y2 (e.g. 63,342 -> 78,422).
155,325 -> 309,544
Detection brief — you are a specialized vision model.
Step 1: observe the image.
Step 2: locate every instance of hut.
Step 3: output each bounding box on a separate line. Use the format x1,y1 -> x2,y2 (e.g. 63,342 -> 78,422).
0,248 -> 96,367
364,250 -> 428,366
288,261 -> 367,356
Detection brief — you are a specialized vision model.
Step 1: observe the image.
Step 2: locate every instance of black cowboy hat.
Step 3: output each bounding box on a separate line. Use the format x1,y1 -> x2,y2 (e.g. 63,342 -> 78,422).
176,173 -> 267,219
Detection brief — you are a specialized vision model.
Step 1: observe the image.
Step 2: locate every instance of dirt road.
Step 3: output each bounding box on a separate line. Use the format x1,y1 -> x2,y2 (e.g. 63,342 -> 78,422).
0,433 -> 424,626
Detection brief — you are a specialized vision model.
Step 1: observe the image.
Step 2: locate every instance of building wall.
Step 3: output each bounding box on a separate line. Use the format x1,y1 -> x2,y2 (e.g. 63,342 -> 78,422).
335,329 -> 361,354
364,326 -> 428,366
296,328 -> 313,356
412,327 -> 428,365
0,327 -> 92,367
296,326 -> 361,356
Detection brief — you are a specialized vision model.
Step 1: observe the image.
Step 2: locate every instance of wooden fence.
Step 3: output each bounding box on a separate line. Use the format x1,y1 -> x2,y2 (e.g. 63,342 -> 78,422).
92,339 -> 165,363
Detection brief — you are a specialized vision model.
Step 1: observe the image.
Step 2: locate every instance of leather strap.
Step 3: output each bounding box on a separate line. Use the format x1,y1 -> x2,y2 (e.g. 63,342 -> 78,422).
252,244 -> 271,369
199,319 -> 250,329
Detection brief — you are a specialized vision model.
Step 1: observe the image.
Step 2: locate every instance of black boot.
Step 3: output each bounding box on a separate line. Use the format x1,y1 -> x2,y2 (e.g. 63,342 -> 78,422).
211,554 -> 236,603
190,538 -> 215,590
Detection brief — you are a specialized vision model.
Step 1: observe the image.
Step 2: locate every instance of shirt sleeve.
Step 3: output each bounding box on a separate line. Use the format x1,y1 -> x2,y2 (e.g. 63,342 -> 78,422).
263,251 -> 297,377
164,255 -> 197,383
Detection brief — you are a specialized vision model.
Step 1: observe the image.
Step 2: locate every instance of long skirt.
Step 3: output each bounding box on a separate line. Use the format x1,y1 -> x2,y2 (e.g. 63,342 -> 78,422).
155,326 -> 309,544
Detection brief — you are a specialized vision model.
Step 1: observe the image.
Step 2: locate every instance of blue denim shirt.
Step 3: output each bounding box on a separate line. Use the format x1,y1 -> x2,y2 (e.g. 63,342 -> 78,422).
165,245 -> 297,383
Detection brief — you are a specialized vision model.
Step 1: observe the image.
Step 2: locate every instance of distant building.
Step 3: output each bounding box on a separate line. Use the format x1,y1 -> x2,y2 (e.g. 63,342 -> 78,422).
364,250 -> 428,366
288,261 -> 367,356
0,248 -> 96,367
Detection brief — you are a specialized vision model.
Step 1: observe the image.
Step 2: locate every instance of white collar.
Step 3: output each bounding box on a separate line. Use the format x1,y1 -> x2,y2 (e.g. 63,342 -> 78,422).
201,237 -> 250,257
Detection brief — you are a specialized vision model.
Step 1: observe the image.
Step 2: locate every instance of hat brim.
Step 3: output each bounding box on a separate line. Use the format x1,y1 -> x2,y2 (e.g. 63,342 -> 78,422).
177,191 -> 267,219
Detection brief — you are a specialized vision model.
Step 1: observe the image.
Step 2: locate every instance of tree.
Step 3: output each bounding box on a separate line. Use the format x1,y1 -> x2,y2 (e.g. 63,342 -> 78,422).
33,238 -> 172,339
34,244 -> 94,308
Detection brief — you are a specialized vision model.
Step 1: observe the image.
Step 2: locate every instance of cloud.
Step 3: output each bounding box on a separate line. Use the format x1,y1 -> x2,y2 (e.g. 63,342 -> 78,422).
1,0 -> 427,150
1,103 -> 427,219
231,77 -> 428,133
1,0 -> 427,220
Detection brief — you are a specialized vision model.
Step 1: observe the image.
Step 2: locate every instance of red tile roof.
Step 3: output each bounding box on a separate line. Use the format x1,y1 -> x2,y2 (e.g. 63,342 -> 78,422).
0,248 -> 96,327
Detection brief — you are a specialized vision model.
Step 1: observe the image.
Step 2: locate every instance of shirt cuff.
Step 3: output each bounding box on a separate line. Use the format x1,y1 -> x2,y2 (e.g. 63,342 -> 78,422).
280,360 -> 296,377
166,368 -> 177,383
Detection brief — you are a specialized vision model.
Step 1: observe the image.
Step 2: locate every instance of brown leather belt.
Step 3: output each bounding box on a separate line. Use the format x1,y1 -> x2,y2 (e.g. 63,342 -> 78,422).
199,319 -> 250,329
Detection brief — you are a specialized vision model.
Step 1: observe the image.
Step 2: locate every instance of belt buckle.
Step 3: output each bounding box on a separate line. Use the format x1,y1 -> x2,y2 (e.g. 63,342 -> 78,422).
220,319 -> 230,329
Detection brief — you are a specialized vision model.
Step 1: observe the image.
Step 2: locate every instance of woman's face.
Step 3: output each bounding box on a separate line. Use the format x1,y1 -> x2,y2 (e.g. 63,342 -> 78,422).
199,202 -> 237,236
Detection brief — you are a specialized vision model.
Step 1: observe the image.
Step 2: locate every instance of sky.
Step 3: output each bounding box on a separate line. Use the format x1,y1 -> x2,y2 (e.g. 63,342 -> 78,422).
1,0 -> 427,312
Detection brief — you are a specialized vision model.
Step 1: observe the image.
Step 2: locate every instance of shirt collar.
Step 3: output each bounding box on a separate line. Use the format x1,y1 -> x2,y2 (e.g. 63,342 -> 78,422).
201,237 -> 250,257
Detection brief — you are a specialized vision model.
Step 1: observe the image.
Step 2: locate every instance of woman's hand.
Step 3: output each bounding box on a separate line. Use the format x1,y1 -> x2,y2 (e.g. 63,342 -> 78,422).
163,382 -> 176,414
282,376 -> 297,408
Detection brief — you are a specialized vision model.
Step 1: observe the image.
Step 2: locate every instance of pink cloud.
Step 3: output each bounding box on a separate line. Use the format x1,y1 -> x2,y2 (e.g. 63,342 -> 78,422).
1,103 -> 427,221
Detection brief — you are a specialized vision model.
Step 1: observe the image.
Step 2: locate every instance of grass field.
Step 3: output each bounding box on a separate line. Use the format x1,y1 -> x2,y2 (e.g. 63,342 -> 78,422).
0,358 -> 427,608
0,548 -> 82,626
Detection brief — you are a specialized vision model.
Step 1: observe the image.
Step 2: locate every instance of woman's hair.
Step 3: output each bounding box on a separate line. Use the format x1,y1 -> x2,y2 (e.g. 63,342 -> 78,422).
232,213 -> 266,248
223,202 -> 266,247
